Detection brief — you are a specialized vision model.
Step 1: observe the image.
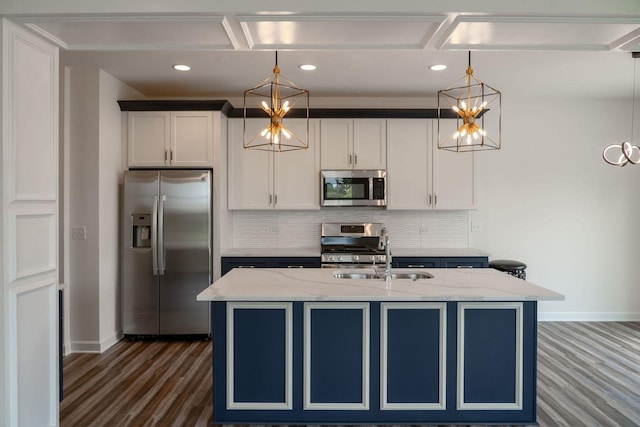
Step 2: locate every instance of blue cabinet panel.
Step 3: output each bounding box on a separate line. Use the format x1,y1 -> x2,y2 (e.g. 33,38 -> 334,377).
385,307 -> 441,405
309,308 -> 364,405
463,308 -> 517,403
233,308 -> 288,403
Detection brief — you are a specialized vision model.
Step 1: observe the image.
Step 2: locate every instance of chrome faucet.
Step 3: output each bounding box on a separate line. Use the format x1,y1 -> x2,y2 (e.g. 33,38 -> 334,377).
379,227 -> 392,283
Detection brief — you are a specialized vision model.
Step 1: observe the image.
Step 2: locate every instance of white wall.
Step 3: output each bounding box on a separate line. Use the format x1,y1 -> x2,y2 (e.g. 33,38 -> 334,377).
97,70 -> 142,348
470,96 -> 640,320
68,67 -> 100,351
67,67 -> 142,352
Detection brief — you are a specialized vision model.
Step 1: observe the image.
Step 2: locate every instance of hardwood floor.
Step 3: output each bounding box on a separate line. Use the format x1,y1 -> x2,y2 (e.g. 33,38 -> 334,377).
60,322 -> 640,426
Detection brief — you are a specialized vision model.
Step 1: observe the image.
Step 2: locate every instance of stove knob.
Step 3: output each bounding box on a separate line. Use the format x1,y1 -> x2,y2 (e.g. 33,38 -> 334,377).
329,255 -> 336,262
369,255 -> 376,262
353,255 -> 359,262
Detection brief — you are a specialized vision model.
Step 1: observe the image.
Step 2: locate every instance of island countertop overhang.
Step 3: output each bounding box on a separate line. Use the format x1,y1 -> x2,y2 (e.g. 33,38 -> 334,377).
197,267 -> 564,302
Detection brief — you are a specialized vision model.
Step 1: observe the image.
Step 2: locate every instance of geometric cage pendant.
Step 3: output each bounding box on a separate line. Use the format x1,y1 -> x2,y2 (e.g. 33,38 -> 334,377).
243,51 -> 310,153
437,51 -> 501,153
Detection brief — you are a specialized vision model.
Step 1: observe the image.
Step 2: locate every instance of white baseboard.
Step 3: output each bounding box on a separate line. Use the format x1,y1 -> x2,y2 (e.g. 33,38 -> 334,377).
69,330 -> 122,354
100,330 -> 122,352
69,341 -> 102,354
538,312 -> 640,322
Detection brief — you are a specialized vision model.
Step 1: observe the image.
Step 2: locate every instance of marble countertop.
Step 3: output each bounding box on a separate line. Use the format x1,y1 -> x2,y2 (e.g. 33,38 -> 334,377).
197,267 -> 563,302
221,247 -> 489,257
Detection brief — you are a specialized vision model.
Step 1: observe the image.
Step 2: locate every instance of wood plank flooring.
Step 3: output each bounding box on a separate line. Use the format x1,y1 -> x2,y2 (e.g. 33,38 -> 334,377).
60,322 -> 640,426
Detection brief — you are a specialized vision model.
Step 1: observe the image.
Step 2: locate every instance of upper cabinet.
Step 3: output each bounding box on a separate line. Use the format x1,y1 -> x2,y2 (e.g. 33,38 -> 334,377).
127,111 -> 213,168
320,119 -> 386,170
386,119 -> 475,210
228,118 -> 320,210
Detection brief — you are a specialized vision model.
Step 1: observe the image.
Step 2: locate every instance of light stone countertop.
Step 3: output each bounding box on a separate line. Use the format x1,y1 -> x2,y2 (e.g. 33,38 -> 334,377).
221,247 -> 489,258
197,267 -> 563,302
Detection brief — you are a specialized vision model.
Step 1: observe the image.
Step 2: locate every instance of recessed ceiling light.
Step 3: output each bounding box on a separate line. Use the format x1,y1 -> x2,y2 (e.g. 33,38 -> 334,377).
299,64 -> 317,71
429,64 -> 447,71
173,64 -> 191,71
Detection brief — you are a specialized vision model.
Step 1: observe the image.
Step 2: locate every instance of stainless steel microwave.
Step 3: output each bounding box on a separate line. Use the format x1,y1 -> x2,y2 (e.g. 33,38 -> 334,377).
321,170 -> 386,207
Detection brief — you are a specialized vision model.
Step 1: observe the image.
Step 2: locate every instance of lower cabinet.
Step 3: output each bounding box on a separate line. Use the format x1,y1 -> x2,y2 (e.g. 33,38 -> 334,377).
212,300 -> 537,424
221,257 -> 321,275
393,256 -> 488,269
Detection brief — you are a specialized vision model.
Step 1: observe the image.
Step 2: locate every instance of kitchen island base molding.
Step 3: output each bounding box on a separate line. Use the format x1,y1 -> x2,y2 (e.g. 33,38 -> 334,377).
211,300 -> 537,425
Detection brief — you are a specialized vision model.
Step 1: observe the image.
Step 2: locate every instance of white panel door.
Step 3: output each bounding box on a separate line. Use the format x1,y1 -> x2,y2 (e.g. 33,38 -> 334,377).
1,18 -> 59,426
432,119 -> 476,209
320,119 -> 353,169
228,119 -> 271,209
171,111 -> 213,167
274,119 -> 320,210
353,119 -> 386,170
127,111 -> 170,167
386,119 -> 431,209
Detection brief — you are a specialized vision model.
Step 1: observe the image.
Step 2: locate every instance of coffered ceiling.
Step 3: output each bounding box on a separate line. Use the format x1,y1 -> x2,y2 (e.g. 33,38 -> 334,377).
7,0 -> 640,101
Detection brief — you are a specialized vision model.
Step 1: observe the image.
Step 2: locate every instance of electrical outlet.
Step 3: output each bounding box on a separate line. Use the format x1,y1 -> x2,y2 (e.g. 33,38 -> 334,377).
72,226 -> 87,240
420,226 -> 431,235
470,221 -> 482,232
270,226 -> 279,235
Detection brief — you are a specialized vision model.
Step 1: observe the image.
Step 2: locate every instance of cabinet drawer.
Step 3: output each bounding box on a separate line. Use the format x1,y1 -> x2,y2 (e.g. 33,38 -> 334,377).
392,257 -> 440,268
441,257 -> 488,269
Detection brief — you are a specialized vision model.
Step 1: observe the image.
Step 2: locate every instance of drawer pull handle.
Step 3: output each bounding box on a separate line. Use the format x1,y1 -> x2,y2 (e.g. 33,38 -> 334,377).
456,265 -> 474,268
407,264 -> 425,268
287,265 -> 304,268
237,265 -> 255,269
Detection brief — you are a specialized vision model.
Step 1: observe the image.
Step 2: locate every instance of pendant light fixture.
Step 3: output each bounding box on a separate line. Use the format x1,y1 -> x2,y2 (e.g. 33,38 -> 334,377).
437,51 -> 501,152
243,51 -> 310,152
602,52 -> 640,166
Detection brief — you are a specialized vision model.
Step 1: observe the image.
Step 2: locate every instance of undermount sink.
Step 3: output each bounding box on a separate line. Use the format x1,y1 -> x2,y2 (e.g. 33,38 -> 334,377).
333,271 -> 433,281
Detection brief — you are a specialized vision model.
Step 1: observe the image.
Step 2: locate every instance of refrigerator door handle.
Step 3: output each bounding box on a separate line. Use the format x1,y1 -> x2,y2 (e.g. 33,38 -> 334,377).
152,195 -> 159,276
158,194 -> 166,275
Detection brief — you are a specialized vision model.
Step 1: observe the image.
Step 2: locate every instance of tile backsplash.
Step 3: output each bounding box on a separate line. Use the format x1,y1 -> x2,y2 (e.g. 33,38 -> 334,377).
231,210 -> 469,249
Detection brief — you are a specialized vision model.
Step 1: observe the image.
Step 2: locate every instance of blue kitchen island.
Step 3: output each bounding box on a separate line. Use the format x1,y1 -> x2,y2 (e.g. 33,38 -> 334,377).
197,267 -> 563,425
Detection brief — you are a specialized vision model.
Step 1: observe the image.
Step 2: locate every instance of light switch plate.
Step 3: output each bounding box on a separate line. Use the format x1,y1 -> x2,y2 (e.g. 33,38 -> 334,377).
72,226 -> 86,240
470,221 -> 482,232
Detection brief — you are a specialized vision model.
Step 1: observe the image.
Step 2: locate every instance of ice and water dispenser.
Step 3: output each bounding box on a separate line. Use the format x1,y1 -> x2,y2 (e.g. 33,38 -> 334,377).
132,213 -> 151,248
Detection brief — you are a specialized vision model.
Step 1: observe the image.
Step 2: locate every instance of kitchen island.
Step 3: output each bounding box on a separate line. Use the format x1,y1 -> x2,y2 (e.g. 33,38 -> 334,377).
197,267 -> 563,425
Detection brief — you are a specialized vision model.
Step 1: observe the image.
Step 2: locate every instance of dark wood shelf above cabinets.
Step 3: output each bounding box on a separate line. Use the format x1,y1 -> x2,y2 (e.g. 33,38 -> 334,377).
118,100 -> 460,119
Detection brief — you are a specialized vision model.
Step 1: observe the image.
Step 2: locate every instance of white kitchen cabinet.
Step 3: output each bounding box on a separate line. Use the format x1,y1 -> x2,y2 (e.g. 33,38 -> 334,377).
386,119 -> 475,210
320,119 -> 386,169
127,111 -> 213,167
228,118 -> 320,210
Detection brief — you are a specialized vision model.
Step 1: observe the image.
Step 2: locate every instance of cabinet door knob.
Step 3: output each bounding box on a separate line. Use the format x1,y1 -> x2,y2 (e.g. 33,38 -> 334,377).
354,154 -> 358,165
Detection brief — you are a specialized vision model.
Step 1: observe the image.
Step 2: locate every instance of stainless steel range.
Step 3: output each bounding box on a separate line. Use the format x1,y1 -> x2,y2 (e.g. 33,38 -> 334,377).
321,222 -> 387,268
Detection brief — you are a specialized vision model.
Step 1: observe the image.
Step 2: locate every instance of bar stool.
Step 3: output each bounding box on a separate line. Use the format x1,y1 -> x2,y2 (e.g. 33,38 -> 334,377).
489,259 -> 527,280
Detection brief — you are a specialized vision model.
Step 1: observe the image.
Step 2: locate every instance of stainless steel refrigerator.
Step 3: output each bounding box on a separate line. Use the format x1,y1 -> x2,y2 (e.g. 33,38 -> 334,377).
122,170 -> 212,336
